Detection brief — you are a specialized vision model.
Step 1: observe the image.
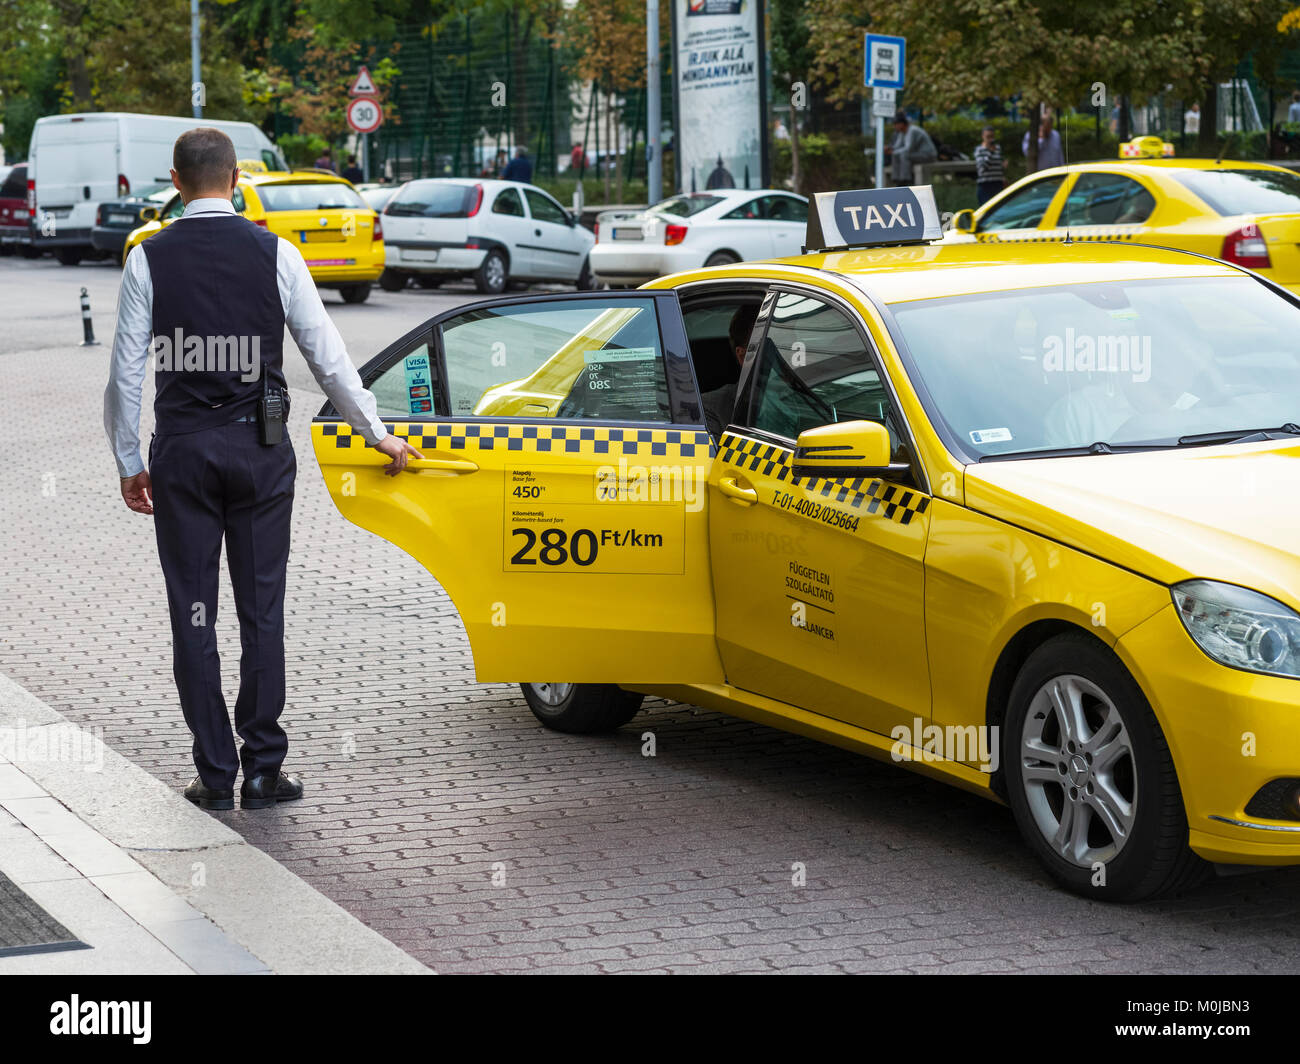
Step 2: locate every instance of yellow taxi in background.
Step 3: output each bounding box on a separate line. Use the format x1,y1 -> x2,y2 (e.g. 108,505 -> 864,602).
311,185 -> 1300,901
124,168 -> 384,302
948,140 -> 1300,296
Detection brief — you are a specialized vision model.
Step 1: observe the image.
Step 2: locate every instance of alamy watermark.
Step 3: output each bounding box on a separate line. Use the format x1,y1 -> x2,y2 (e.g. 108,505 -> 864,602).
152,329 -> 262,382
1042,328 -> 1151,383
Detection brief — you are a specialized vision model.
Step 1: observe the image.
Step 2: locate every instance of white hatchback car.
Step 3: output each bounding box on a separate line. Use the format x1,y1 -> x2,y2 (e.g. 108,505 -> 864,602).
380,178 -> 595,294
589,189 -> 808,286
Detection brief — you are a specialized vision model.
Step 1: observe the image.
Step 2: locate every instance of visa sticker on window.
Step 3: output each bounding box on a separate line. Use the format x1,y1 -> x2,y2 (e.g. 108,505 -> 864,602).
403,351 -> 433,415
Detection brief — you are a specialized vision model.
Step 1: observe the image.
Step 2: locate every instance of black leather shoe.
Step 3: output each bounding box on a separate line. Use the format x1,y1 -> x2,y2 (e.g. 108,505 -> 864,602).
240,771 -> 304,809
184,777 -> 234,811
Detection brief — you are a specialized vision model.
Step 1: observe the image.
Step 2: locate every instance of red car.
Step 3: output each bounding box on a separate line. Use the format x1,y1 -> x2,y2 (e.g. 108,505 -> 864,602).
0,163 -> 37,257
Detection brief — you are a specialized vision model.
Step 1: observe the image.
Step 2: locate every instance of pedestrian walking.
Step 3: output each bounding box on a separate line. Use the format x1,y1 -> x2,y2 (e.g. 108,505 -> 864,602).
340,154 -> 364,184
886,112 -> 937,185
314,146 -> 336,172
570,142 -> 588,177
1023,112 -> 1064,171
501,147 -> 533,183
103,128 -> 420,811
1289,92 -> 1300,124
974,126 -> 1006,206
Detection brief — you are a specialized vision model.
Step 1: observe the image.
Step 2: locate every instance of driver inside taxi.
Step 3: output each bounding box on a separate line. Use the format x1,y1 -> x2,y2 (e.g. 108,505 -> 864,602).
700,303 -> 759,438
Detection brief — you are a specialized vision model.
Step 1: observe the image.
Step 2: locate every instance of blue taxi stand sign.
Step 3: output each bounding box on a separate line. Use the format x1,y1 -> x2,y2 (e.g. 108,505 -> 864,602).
804,185 -> 942,253
864,34 -> 905,90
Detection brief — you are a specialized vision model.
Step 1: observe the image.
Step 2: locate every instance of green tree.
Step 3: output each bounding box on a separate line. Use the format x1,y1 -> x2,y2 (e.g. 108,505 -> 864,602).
770,0 -> 813,192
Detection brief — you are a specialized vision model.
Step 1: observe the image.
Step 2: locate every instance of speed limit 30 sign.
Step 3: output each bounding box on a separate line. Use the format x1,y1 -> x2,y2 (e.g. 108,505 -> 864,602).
347,96 -> 383,134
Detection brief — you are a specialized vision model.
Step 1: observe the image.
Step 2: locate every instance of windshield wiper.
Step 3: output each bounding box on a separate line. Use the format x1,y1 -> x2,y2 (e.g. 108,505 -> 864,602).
1176,423 -> 1300,446
978,441 -> 1172,462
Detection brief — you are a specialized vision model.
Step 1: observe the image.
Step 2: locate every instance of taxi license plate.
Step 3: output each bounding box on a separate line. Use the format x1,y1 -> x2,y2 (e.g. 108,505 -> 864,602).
300,230 -> 343,243
612,228 -> 643,240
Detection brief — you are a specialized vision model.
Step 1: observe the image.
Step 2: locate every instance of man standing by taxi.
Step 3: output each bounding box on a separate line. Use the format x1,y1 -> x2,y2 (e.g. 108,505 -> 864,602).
104,128 -> 420,812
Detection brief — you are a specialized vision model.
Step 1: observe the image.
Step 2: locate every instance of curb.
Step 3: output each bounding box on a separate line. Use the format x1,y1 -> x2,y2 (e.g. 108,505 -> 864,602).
0,673 -> 430,975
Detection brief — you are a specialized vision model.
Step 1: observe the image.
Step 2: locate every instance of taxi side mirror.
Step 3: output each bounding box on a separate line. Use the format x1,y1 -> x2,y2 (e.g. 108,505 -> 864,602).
139,206 -> 160,222
951,209 -> 975,234
791,420 -> 908,481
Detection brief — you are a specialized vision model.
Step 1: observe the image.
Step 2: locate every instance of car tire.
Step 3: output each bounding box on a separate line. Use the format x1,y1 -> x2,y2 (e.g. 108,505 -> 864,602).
20,245 -> 40,260
339,283 -> 371,304
55,248 -> 83,266
704,251 -> 739,267
379,268 -> 408,292
1002,632 -> 1211,902
474,248 -> 508,295
576,255 -> 596,290
520,683 -> 644,735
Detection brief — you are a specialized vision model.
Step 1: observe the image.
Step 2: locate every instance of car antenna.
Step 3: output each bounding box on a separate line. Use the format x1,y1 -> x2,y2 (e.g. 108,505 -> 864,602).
1060,106 -> 1073,244
1215,132 -> 1235,166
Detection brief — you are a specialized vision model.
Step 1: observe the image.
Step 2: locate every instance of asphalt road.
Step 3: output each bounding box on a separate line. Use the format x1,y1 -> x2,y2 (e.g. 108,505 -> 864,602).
2,252 -> 1298,974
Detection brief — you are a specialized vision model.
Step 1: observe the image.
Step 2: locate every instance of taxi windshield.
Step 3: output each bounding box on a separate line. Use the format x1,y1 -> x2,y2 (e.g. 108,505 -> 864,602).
889,276 -> 1300,459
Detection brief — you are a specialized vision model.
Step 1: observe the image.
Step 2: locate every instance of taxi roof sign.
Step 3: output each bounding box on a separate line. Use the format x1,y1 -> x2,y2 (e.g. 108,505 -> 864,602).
805,185 -> 942,253
1120,135 -> 1175,159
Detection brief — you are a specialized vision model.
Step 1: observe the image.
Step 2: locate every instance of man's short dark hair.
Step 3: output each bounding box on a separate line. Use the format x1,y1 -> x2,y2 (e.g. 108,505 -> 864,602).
173,128 -> 237,191
728,302 -> 760,352
893,112 -> 908,126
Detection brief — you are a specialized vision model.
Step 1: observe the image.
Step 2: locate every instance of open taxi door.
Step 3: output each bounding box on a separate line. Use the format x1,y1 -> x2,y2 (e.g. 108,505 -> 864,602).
311,291 -> 725,684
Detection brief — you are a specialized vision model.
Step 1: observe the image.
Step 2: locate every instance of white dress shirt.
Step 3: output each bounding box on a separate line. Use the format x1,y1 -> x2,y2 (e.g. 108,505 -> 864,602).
104,196 -> 388,478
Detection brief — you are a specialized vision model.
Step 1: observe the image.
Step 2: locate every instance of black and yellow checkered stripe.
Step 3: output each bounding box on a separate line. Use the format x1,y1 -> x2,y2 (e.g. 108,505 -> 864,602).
318,420 -> 716,459
718,432 -> 931,526
975,230 -> 1140,243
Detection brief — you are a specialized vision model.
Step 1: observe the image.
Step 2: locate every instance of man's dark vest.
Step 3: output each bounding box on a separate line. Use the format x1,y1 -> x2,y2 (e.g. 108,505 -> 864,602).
141,212 -> 286,434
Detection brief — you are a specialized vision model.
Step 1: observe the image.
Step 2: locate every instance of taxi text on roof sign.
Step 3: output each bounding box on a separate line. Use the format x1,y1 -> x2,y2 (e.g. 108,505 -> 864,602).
804,185 -> 942,252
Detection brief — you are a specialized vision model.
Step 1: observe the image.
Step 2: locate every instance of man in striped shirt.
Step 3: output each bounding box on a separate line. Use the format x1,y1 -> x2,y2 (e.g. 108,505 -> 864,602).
974,126 -> 1006,206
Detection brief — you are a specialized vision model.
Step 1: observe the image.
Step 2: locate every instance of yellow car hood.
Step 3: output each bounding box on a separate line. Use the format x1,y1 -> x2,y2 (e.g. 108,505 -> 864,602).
964,438 -> 1300,608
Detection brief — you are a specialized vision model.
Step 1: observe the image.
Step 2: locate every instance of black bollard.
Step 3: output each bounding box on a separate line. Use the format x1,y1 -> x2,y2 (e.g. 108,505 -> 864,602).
79,287 -> 101,347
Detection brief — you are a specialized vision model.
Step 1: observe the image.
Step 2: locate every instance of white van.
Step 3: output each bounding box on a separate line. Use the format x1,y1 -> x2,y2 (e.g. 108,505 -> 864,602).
27,113 -> 285,264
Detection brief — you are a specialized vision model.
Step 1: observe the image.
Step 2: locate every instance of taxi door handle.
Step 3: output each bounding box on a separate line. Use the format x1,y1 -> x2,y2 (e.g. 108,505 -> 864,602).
404,457 -> 479,475
718,476 -> 757,504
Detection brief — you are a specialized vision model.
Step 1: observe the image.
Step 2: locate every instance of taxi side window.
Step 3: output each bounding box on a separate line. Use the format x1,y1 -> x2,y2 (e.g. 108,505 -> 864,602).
493,188 -> 524,216
722,197 -> 764,220
370,337 -> 434,416
365,298 -> 673,422
763,195 -> 804,221
746,292 -> 906,460
978,175 -> 1064,230
524,189 -> 567,225
1059,173 -> 1155,226
232,188 -> 247,213
164,195 -> 185,221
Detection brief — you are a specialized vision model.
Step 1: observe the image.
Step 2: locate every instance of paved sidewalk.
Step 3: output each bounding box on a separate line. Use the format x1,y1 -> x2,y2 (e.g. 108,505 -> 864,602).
0,673 -> 429,975
5,257 -> 1300,974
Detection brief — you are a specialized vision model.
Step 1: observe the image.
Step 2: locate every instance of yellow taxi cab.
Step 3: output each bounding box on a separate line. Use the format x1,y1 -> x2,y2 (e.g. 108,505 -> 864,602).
948,137 -> 1300,297
312,185 -> 1300,901
124,167 -> 384,302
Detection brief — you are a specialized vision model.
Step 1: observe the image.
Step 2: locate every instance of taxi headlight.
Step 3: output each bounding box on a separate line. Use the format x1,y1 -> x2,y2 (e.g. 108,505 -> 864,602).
1171,580 -> 1300,679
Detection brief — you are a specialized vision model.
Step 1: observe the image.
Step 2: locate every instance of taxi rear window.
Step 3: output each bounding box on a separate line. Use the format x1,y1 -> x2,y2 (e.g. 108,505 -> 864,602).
256,182 -> 367,212
385,181 -> 477,218
652,195 -> 722,218
1170,169 -> 1300,216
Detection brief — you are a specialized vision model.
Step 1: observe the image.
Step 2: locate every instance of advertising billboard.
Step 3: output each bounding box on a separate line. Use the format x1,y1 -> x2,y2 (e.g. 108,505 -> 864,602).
672,0 -> 768,193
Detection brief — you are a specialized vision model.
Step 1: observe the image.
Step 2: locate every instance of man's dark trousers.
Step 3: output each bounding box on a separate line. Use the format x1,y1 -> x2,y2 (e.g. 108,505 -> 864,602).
150,422 -> 295,789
